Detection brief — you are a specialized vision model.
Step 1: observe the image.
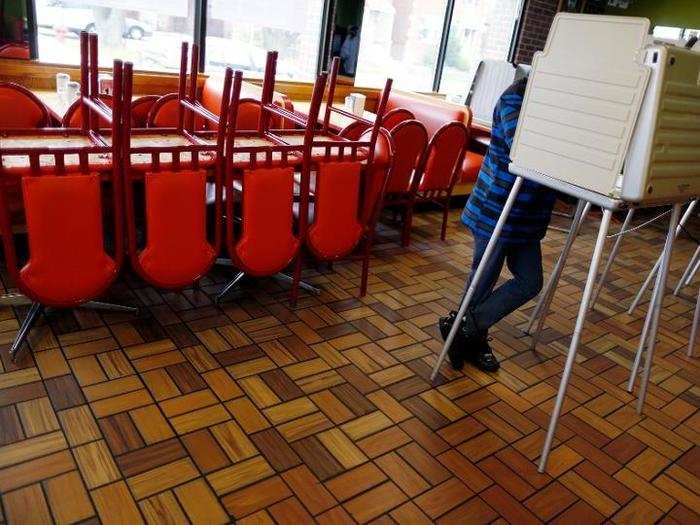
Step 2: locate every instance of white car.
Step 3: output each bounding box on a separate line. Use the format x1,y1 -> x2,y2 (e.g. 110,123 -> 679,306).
38,2 -> 154,40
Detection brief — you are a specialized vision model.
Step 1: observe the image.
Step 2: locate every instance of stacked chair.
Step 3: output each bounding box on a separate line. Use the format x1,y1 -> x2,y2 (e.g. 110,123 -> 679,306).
0,32 -> 137,361
0,34 -> 398,362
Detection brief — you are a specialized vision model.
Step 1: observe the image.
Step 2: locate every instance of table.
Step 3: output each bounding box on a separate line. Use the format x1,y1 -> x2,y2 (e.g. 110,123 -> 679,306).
33,89 -> 148,123
293,101 -> 376,133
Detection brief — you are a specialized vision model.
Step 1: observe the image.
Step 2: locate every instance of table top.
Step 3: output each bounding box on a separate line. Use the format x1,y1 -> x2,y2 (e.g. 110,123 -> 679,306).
33,90 -> 148,122
293,101 -> 376,132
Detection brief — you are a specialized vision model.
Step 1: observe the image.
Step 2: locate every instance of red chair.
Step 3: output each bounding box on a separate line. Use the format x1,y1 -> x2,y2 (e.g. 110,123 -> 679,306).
379,119 -> 429,246
0,83 -> 51,128
409,121 -> 469,243
130,95 -> 159,127
62,94 -> 113,128
147,93 -> 206,129
122,44 -> 233,290
217,52 -> 328,303
0,34 -> 135,361
382,108 -> 415,131
0,42 -> 30,59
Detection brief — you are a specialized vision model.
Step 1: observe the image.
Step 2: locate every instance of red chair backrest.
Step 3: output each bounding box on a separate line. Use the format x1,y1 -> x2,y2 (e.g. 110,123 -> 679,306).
417,121 -> 468,192
382,108 -> 414,131
147,93 -> 205,129
0,42 -> 30,59
62,94 -> 113,128
0,83 -> 50,128
386,120 -> 428,194
338,120 -> 369,140
359,127 -> 393,227
130,95 -> 159,127
230,167 -> 300,276
306,161 -> 364,260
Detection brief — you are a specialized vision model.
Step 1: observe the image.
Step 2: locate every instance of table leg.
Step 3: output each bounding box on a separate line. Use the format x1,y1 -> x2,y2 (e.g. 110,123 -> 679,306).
538,209 -> 613,473
636,203 -> 682,414
429,176 -> 524,382
525,200 -> 587,335
629,199 -> 697,314
590,208 -> 635,309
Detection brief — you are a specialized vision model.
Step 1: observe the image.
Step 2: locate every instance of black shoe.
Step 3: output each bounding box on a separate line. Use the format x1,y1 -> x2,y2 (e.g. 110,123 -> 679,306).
439,311 -> 466,370
467,333 -> 500,372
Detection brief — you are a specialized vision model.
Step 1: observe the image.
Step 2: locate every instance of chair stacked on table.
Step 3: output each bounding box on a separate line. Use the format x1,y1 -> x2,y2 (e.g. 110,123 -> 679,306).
0,33 -> 396,361
0,32 -> 137,361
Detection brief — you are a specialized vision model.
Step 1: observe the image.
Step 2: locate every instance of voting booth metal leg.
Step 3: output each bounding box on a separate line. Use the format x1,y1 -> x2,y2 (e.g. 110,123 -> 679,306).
429,176 -> 524,383
628,200 -> 697,314
636,203 -> 682,414
526,202 -> 591,349
538,209 -> 613,473
525,200 -> 588,336
627,273 -> 662,393
590,208 -> 636,309
674,245 -> 700,296
688,286 -> 700,357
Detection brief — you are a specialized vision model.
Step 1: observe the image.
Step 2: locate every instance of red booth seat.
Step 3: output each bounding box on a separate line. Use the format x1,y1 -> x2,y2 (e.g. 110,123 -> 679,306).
384,90 -> 484,191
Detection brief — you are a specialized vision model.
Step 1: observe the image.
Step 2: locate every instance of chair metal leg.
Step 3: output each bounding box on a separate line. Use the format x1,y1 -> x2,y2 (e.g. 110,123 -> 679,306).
629,199 -> 697,314
687,285 -> 700,357
525,200 -> 589,341
274,272 -> 321,296
81,301 -> 139,314
538,209 -> 613,473
636,203 -> 682,414
0,293 -> 33,307
590,208 -> 635,308
216,271 -> 246,303
10,302 -> 43,362
430,176 -> 524,382
675,245 -> 700,295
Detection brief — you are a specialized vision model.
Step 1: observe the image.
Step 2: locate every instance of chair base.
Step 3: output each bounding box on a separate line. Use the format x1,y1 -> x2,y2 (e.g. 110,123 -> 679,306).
6,296 -> 139,362
214,263 -> 322,304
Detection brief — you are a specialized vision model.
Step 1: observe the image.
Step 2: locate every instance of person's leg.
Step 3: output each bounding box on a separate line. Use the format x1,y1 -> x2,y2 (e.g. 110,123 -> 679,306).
470,240 -> 544,332
440,235 -> 506,370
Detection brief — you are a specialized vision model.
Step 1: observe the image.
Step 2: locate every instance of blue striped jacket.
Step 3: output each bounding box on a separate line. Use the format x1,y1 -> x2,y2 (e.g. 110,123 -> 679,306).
461,78 -> 556,243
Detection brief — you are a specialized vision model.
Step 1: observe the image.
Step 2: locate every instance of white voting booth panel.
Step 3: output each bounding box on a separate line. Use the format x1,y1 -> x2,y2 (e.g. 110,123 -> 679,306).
467,60 -> 530,128
512,13 -> 700,204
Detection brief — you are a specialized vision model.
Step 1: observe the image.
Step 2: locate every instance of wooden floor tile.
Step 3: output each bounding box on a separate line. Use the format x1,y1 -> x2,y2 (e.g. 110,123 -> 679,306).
0,207 -> 698,524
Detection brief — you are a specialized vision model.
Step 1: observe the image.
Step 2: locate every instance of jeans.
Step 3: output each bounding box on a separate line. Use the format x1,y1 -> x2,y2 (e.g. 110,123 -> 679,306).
464,235 -> 543,333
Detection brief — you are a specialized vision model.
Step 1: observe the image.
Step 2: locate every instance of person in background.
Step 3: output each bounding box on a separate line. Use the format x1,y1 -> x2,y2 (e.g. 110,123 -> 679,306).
339,25 -> 360,76
439,75 -> 557,372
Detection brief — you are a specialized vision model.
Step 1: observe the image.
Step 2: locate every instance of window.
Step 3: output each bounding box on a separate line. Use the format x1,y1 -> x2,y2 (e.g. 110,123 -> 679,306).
439,0 -> 523,103
354,0 -> 449,91
34,0 -> 194,71
204,0 -> 325,81
653,25 -> 700,44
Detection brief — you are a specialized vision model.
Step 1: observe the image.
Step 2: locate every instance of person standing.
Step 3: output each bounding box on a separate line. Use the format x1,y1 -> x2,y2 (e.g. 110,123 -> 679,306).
440,76 -> 557,372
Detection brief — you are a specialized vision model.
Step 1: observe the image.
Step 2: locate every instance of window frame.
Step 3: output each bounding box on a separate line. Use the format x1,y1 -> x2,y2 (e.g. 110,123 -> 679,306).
25,0 -> 525,89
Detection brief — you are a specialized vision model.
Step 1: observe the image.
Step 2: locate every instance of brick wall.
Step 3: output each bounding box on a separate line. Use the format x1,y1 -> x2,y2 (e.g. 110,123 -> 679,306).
514,0 -> 559,64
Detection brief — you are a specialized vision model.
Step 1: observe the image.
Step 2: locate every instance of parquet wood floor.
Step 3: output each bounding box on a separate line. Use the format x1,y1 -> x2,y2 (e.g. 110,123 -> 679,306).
0,207 -> 699,524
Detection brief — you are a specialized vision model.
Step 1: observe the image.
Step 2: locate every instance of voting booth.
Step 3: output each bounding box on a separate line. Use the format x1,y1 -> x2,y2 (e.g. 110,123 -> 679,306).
433,13 -> 700,474
511,14 -> 700,205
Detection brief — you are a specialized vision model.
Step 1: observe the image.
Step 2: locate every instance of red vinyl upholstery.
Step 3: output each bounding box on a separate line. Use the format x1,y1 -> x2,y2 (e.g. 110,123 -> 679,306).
63,95 -> 113,128
0,83 -> 50,128
233,167 -> 300,276
384,91 -> 482,184
419,122 -> 469,192
385,120 -> 428,194
307,162 -> 364,260
359,129 -> 392,225
137,171 -> 215,289
130,95 -> 159,127
19,175 -> 117,306
147,93 -> 206,129
0,43 -> 30,59
382,108 -> 414,131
